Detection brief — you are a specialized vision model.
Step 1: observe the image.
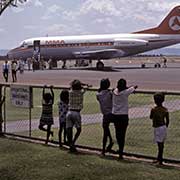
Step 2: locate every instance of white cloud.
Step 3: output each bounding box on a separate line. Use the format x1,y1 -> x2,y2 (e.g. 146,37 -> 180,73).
11,7 -> 24,13
80,0 -> 120,16
24,25 -> 37,30
34,0 -> 43,7
62,10 -> 77,21
89,1 -> 179,24
39,1 -> 180,35
41,4 -> 62,20
61,0 -> 122,23
25,0 -> 43,7
48,4 -> 61,13
0,28 -> 5,33
93,17 -> 112,24
41,23 -> 91,36
146,1 -> 179,12
43,24 -> 68,35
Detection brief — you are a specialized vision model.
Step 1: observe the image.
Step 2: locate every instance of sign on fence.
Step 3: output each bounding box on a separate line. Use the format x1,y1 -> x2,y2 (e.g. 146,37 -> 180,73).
10,85 -> 33,108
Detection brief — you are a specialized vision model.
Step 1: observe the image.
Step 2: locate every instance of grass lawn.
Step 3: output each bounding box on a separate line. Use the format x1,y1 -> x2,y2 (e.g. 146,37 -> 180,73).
5,88 -> 101,121
21,110 -> 180,161
3,87 -> 180,162
4,87 -> 180,121
0,137 -> 180,180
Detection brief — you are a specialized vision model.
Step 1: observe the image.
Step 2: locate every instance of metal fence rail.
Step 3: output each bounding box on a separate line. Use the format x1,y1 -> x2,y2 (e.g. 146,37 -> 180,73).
0,83 -> 180,162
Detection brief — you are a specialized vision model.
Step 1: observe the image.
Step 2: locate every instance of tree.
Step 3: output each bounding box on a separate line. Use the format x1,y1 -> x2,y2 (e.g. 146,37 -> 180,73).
0,0 -> 27,15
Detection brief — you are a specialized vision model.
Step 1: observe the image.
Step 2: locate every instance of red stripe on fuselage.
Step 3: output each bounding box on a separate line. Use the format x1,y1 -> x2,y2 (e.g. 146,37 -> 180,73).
9,39 -> 171,54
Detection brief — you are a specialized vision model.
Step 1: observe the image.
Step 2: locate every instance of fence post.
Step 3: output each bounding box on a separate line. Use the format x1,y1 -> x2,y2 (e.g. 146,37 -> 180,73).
0,85 -> 2,135
3,86 -> 6,134
29,86 -> 33,137
0,85 -> 6,135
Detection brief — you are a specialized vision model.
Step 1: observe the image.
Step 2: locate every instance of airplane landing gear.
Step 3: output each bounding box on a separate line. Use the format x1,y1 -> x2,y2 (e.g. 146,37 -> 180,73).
141,63 -> 146,68
154,63 -> 161,68
96,61 -> 104,70
62,60 -> 67,69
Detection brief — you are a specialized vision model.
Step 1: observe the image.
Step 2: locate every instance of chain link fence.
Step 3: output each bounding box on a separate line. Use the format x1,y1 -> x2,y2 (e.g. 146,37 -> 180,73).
0,84 -> 180,162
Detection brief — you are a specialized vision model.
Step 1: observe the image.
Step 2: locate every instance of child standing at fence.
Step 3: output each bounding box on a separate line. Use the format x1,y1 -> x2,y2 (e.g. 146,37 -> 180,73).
150,92 -> 169,165
39,85 -> 54,144
58,90 -> 69,147
66,79 -> 90,152
112,79 -> 138,159
96,78 -> 114,155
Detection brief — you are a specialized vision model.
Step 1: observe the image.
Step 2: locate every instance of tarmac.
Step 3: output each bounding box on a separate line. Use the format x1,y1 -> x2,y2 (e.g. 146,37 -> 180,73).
1,59 -> 180,91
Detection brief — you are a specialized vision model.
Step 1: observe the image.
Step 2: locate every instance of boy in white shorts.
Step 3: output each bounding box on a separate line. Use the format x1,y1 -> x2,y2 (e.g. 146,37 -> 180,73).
150,93 -> 169,165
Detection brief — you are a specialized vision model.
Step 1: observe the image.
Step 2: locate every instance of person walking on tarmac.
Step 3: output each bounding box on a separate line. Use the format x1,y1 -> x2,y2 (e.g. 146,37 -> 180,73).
162,56 -> 167,68
11,60 -> 18,82
2,60 -> 9,82
18,59 -> 25,74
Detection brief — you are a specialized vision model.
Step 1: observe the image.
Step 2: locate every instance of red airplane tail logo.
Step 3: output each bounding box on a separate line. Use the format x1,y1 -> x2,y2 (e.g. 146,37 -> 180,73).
135,6 -> 180,34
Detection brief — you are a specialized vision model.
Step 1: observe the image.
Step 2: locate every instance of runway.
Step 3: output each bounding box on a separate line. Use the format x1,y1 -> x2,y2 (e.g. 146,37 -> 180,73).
0,60 -> 180,91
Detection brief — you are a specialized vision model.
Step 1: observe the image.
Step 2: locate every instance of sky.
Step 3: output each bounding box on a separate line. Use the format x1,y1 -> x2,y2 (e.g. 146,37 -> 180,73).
0,0 -> 180,49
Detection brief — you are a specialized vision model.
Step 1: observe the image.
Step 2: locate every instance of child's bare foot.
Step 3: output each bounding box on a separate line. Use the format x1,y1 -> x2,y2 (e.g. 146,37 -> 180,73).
69,145 -> 77,153
101,150 -> 105,156
59,143 -> 62,147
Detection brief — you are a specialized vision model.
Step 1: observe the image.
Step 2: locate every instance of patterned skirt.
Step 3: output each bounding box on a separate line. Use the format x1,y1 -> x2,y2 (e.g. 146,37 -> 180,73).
40,104 -> 54,126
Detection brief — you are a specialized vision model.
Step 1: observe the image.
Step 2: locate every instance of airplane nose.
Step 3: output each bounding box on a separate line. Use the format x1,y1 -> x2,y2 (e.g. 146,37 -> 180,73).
7,49 -> 13,59
6,53 -> 9,59
6,51 -> 10,59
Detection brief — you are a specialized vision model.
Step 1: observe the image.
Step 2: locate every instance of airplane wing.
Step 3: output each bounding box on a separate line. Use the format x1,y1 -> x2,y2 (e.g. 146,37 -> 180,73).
73,39 -> 148,59
73,49 -> 125,59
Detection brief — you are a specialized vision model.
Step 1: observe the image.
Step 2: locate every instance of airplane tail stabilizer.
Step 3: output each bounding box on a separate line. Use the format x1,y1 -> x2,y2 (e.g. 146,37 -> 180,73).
135,6 -> 180,34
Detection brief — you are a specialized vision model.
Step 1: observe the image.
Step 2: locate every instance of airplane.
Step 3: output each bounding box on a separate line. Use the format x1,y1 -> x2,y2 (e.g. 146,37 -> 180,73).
7,5 -> 180,70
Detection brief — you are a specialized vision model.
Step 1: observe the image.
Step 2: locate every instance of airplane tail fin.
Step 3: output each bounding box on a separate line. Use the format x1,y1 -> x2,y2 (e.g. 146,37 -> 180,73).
135,6 -> 180,34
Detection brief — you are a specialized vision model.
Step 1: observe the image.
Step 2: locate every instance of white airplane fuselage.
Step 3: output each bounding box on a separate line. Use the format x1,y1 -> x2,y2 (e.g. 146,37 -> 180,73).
7,6 -> 180,65
7,33 -> 180,61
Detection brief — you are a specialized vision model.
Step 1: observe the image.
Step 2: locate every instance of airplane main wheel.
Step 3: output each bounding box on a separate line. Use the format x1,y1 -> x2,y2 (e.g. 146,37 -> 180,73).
141,63 -> 146,68
96,61 -> 104,70
154,63 -> 161,68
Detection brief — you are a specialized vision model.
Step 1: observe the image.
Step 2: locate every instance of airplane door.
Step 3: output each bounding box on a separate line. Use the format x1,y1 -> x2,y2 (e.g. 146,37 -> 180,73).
33,40 -> 40,60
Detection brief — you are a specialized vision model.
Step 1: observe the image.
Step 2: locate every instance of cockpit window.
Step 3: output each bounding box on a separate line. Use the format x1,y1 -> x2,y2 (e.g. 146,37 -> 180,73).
20,41 -> 28,47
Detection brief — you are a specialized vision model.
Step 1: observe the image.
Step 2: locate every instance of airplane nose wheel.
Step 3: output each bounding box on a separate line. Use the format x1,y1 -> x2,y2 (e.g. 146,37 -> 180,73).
96,61 -> 104,70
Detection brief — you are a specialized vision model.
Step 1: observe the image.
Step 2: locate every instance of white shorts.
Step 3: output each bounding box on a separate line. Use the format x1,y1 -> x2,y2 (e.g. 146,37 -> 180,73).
154,125 -> 167,143
66,111 -> 81,129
